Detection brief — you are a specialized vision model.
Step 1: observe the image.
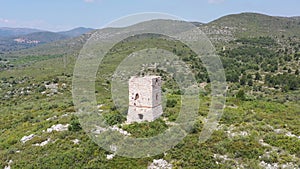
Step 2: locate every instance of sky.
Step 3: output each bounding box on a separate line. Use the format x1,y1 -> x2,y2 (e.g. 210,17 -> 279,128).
0,0 -> 300,31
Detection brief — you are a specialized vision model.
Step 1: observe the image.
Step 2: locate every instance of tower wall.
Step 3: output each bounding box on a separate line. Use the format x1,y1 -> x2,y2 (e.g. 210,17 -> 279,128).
127,76 -> 163,123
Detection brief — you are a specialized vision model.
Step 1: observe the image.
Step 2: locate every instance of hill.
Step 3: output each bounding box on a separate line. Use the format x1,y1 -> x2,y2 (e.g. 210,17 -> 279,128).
17,31 -> 69,43
0,32 -> 69,54
4,12 -> 300,58
0,27 -> 94,54
0,27 -> 42,38
200,12 -> 300,44
58,27 -> 94,37
1,32 -> 92,58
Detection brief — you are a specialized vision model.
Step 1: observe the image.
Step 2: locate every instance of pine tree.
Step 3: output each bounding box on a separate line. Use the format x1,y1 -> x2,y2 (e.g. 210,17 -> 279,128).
255,72 -> 262,80
236,89 -> 246,100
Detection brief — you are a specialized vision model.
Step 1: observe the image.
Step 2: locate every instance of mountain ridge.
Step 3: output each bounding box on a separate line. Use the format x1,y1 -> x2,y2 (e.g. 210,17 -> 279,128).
0,27 -> 95,38
0,27 -> 94,54
57,27 -> 94,37
2,12 -> 300,57
0,27 -> 42,38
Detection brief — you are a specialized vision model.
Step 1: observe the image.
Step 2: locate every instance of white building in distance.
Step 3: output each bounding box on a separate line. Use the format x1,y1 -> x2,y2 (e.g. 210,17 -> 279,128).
127,76 -> 163,123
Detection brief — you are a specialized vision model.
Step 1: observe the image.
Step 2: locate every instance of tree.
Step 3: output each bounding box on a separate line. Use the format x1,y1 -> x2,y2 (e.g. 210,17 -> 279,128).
236,89 -> 246,101
265,74 -> 272,85
166,99 -> 177,108
255,72 -> 262,80
295,69 -> 299,75
104,111 -> 125,125
247,74 -> 252,79
248,79 -> 253,86
226,71 -> 239,82
288,78 -> 298,90
240,76 -> 247,86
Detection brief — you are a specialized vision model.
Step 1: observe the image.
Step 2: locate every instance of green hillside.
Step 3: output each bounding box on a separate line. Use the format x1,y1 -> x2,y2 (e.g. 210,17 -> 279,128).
203,12 -> 300,37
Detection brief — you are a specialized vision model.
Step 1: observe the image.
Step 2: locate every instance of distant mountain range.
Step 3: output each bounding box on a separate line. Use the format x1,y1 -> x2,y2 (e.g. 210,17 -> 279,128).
0,27 -> 94,38
0,27 -> 94,53
0,27 -> 42,38
1,12 -> 300,57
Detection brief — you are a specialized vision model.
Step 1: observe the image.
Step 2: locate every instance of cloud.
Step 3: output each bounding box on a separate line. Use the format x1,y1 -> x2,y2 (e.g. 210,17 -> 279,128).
208,0 -> 225,4
83,0 -> 103,3
84,0 -> 95,3
0,18 -> 14,24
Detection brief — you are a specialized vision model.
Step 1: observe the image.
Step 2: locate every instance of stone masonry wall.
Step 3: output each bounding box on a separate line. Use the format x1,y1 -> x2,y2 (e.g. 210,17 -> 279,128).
127,76 -> 163,123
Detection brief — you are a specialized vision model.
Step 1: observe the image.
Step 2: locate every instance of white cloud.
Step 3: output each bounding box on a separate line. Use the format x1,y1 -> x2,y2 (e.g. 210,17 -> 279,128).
84,0 -> 95,3
0,18 -> 14,24
83,0 -> 103,3
208,0 -> 225,4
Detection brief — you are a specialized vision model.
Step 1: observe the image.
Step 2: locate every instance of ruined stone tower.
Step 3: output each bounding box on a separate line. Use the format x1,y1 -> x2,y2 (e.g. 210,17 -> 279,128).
127,76 -> 163,123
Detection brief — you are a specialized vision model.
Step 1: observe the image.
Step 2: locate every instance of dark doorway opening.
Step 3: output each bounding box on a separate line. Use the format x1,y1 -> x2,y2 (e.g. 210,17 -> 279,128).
138,114 -> 143,120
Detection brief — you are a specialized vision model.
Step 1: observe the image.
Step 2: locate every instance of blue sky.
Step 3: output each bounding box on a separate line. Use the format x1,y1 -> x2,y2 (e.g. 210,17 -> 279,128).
0,0 -> 300,31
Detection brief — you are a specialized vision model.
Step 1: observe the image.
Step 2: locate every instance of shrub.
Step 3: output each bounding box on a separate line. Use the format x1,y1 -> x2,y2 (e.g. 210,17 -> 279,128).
68,116 -> 82,132
236,89 -> 246,101
166,99 -> 177,108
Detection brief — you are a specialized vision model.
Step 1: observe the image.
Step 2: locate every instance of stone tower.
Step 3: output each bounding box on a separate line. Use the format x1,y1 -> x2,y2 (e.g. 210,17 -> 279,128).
127,76 -> 163,123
